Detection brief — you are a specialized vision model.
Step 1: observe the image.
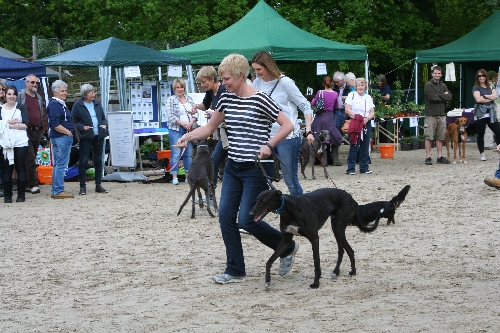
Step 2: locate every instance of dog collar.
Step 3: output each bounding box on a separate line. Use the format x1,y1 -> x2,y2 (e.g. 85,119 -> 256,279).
274,195 -> 285,214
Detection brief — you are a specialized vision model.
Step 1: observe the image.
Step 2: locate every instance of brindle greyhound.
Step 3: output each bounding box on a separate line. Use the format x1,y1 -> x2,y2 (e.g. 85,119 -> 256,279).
177,144 -> 218,219
300,130 -> 330,180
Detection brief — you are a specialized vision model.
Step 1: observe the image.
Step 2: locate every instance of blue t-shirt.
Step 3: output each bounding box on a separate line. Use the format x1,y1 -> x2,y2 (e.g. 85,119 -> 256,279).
84,101 -> 99,135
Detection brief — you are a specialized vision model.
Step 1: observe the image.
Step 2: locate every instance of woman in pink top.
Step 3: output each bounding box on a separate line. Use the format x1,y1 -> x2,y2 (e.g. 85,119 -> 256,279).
311,76 -> 343,165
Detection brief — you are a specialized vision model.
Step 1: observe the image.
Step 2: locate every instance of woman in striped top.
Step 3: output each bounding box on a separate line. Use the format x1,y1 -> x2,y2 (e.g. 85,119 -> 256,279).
177,54 -> 298,285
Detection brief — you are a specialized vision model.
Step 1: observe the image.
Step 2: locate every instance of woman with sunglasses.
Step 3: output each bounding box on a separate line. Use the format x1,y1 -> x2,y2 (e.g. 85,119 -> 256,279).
0,85 -> 29,203
472,69 -> 500,161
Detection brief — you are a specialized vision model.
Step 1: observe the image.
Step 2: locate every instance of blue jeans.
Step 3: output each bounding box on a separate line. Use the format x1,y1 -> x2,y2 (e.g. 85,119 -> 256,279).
334,109 -> 346,131
211,140 -> 228,185
347,122 -> 372,173
168,128 -> 193,174
78,136 -> 104,186
218,159 -> 295,276
51,135 -> 73,195
276,136 -> 303,196
495,159 -> 500,178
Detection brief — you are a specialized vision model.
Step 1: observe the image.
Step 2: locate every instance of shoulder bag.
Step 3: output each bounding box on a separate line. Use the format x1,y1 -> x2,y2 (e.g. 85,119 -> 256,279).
313,90 -> 325,115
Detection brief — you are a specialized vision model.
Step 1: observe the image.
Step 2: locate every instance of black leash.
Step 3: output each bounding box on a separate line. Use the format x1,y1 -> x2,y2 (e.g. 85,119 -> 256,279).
255,143 -> 287,191
312,144 -> 338,189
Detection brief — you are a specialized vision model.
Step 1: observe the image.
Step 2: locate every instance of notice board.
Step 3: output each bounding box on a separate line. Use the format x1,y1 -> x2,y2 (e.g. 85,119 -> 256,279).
107,111 -> 135,168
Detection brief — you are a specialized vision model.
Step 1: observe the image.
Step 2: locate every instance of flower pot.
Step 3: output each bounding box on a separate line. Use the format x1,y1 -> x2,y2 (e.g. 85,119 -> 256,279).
379,145 -> 395,158
400,142 -> 411,151
411,142 -> 419,150
418,141 -> 425,149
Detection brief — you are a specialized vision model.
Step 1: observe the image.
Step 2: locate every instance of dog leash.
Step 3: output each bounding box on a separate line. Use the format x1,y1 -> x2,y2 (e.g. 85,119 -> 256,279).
254,143 -> 287,191
312,146 -> 338,188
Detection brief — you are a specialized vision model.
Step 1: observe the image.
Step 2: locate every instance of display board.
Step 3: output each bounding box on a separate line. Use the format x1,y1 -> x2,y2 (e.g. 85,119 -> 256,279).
107,111 -> 136,167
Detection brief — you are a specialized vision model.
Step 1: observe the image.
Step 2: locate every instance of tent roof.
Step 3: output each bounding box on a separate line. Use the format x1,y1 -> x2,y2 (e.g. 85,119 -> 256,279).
0,46 -> 25,59
416,11 -> 500,63
164,1 -> 367,64
0,56 -> 46,80
36,37 -> 190,67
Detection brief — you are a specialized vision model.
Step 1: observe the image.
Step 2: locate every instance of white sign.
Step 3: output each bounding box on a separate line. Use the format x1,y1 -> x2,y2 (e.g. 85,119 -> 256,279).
124,66 -> 141,78
168,65 -> 182,77
409,116 -> 418,127
316,63 -> 327,75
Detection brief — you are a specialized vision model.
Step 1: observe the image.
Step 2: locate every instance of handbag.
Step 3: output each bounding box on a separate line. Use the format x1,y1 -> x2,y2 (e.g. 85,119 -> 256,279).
72,122 -> 80,145
313,90 -> 325,115
341,119 -> 351,134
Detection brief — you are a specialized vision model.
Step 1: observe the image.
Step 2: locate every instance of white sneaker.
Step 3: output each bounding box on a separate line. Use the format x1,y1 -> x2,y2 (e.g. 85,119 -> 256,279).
481,154 -> 487,161
213,273 -> 246,284
30,186 -> 40,194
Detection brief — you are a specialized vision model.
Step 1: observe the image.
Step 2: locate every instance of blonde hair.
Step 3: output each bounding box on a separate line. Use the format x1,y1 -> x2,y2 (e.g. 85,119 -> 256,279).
172,78 -> 186,90
196,66 -> 218,82
355,77 -> 367,87
218,54 -> 249,79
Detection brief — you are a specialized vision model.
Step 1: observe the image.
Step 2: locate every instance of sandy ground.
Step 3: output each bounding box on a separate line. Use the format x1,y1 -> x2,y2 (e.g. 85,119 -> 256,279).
1,143 -> 500,332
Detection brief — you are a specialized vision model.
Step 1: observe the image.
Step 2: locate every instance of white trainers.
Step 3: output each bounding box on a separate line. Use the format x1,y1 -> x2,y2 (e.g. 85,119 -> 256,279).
279,241 -> 299,276
481,154 -> 487,161
213,273 -> 246,284
30,186 -> 40,194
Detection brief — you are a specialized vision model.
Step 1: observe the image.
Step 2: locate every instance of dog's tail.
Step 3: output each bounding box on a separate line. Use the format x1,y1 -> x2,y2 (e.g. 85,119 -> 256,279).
177,185 -> 197,216
356,208 -> 381,233
393,185 -> 411,206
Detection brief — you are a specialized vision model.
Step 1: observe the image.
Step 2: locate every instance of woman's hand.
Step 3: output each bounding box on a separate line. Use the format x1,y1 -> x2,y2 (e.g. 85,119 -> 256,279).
183,120 -> 194,131
258,144 -> 272,159
83,125 -> 93,130
8,118 -> 20,125
306,132 -> 314,145
176,135 -> 189,148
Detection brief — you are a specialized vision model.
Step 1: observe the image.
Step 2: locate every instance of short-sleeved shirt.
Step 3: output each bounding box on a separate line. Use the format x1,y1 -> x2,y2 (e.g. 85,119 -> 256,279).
215,91 -> 279,162
472,85 -> 493,106
202,83 -> 227,110
345,92 -> 375,117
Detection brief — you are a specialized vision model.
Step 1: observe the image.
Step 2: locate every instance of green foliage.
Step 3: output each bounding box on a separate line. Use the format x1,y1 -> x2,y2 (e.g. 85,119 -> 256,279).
1,0 -> 498,99
139,139 -> 160,159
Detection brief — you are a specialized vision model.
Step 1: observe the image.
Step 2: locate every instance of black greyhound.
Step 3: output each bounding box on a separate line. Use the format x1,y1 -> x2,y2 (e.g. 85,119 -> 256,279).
177,144 -> 218,219
357,185 -> 410,225
250,187 -> 385,289
300,130 -> 330,180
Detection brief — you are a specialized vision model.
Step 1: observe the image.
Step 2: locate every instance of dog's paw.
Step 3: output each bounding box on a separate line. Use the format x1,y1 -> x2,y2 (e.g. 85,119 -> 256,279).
309,282 -> 320,289
331,272 -> 338,279
462,160 -> 467,164
453,161 -> 457,164
348,271 -> 356,277
265,281 -> 271,288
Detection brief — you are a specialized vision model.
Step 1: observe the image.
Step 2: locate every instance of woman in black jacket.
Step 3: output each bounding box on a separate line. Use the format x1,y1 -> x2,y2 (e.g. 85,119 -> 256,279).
71,84 -> 108,195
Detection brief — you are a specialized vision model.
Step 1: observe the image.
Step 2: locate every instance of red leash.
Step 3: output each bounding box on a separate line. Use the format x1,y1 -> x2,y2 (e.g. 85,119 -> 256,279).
312,147 -> 338,189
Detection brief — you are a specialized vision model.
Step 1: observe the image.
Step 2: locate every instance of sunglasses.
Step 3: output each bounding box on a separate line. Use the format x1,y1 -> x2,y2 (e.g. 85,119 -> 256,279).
29,81 -> 39,85
477,75 -> 486,78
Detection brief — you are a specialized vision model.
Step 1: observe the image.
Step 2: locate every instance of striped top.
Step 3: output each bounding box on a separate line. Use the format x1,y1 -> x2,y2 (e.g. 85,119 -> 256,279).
215,91 -> 279,162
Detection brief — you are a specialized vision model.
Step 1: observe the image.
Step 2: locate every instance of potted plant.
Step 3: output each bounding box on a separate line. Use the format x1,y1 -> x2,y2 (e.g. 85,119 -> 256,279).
400,137 -> 412,151
410,136 -> 420,150
418,135 -> 426,149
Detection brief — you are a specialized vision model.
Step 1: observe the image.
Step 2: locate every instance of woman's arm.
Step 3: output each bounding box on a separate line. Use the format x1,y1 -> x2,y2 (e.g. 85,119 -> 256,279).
364,108 -> 375,125
484,88 -> 498,100
473,90 -> 490,103
177,111 -> 224,146
260,111 -> 294,159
